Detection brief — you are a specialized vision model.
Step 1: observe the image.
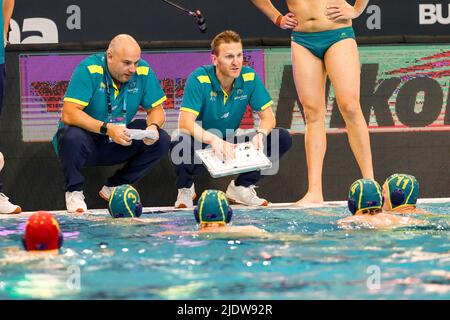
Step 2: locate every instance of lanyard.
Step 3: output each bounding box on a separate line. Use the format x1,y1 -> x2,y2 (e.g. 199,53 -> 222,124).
104,72 -> 128,121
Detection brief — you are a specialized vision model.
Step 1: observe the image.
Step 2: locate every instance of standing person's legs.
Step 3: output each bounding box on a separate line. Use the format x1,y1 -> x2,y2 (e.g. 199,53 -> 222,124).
0,63 -> 5,194
0,63 -> 21,214
0,150 -> 3,194
0,63 -> 5,116
324,39 -> 374,180
291,42 -> 328,205
0,150 -> 5,196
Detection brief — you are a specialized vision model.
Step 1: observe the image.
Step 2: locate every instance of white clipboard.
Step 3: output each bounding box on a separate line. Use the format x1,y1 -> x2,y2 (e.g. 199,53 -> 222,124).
196,143 -> 272,178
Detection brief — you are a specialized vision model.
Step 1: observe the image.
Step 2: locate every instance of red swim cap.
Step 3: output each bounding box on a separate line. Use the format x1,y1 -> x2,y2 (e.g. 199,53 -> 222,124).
23,211 -> 63,251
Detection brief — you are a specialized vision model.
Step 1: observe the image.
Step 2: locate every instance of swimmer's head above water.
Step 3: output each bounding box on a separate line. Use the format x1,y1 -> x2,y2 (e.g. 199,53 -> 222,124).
22,211 -> 63,252
108,184 -> 143,218
194,190 -> 233,228
347,179 -> 383,215
382,173 -> 419,212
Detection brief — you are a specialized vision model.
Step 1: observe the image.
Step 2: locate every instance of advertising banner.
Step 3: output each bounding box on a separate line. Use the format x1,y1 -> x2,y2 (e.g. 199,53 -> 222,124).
10,1 -> 450,45
266,45 -> 450,134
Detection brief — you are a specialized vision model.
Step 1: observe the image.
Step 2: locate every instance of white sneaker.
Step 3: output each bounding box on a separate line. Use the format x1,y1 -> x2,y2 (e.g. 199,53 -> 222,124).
174,184 -> 196,208
99,185 -> 115,201
0,193 -> 21,214
226,180 -> 268,206
65,191 -> 88,213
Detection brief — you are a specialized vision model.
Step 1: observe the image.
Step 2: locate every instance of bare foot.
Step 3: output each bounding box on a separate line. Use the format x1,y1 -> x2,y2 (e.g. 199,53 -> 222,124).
294,193 -> 324,206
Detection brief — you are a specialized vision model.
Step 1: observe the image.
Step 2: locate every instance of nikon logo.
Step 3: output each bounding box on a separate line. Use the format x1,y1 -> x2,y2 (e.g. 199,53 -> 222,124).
419,4 -> 450,25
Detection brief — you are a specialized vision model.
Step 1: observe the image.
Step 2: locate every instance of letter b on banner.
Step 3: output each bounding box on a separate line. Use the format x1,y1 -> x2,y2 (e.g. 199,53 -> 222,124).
420,4 -> 450,25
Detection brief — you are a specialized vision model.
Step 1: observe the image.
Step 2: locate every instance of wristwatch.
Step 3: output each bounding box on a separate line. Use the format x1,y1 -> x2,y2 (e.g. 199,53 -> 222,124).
100,122 -> 108,135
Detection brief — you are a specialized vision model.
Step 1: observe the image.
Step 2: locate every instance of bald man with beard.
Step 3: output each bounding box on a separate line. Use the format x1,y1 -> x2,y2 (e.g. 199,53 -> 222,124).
53,34 -> 170,213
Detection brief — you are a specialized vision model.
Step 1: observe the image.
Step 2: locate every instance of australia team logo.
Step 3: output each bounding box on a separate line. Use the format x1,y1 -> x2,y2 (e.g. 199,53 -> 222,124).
127,81 -> 139,94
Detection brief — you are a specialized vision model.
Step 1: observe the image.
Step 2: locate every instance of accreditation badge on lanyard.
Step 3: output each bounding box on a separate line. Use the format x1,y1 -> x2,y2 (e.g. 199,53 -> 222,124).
105,75 -> 128,142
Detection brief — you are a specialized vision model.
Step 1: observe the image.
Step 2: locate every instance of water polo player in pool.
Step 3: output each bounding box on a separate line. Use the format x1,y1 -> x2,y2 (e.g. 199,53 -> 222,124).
338,179 -> 427,229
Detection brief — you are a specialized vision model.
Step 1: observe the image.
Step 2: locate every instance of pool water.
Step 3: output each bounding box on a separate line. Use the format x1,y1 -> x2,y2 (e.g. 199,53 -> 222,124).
0,202 -> 449,299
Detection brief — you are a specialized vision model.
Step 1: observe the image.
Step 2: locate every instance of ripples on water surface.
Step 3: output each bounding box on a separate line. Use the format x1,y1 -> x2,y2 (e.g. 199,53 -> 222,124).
0,202 -> 449,299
